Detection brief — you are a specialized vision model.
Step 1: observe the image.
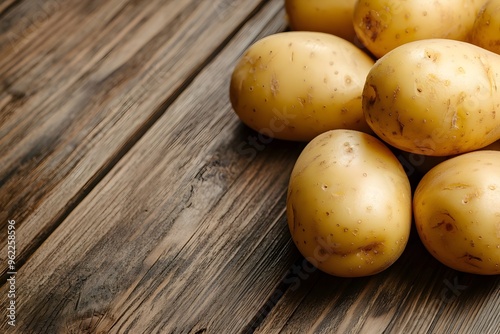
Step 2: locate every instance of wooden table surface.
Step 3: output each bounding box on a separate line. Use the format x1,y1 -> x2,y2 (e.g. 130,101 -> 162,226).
0,0 -> 499,333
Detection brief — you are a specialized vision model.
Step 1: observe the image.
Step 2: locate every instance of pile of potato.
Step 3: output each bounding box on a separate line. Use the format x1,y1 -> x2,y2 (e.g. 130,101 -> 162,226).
229,0 -> 500,277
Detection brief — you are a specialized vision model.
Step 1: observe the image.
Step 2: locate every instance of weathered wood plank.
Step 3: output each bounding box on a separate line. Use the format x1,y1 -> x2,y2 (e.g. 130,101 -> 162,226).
0,0 -> 275,279
0,0 -> 19,18
255,232 -> 500,334
0,0 -> 94,55
0,0 -> 292,332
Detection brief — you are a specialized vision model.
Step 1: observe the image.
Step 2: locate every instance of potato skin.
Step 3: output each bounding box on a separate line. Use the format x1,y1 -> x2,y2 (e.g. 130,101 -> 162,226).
285,0 -> 357,42
469,0 -> 500,55
363,39 -> 500,156
353,0 -> 484,58
229,32 -> 374,141
414,151 -> 500,275
286,130 -> 412,277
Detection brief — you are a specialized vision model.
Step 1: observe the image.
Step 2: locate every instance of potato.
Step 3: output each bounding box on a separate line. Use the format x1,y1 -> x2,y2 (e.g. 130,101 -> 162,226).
286,129 -> 412,277
469,0 -> 500,55
229,32 -> 374,141
285,0 -> 357,42
353,0 -> 484,58
363,39 -> 500,156
413,150 -> 500,275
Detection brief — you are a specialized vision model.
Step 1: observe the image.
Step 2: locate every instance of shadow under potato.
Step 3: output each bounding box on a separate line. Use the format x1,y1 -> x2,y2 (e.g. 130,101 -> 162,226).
232,122 -> 307,162
233,122 -> 499,330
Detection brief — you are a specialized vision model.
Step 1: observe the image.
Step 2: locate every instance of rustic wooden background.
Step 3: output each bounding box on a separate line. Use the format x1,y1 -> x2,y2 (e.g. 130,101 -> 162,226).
0,0 -> 499,333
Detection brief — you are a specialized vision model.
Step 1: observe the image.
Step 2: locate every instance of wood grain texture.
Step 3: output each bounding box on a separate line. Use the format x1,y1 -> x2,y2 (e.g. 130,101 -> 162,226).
0,0 -> 19,18
1,0 -> 499,333
0,0 -> 273,279
255,233 -> 500,334
0,0 -> 292,332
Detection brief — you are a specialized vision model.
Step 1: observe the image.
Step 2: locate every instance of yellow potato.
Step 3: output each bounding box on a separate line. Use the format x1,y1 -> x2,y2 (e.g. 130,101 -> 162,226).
286,129 -> 412,277
363,39 -> 500,156
353,0 -> 484,58
469,0 -> 500,55
285,0 -> 357,42
229,32 -> 374,141
414,150 -> 500,275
